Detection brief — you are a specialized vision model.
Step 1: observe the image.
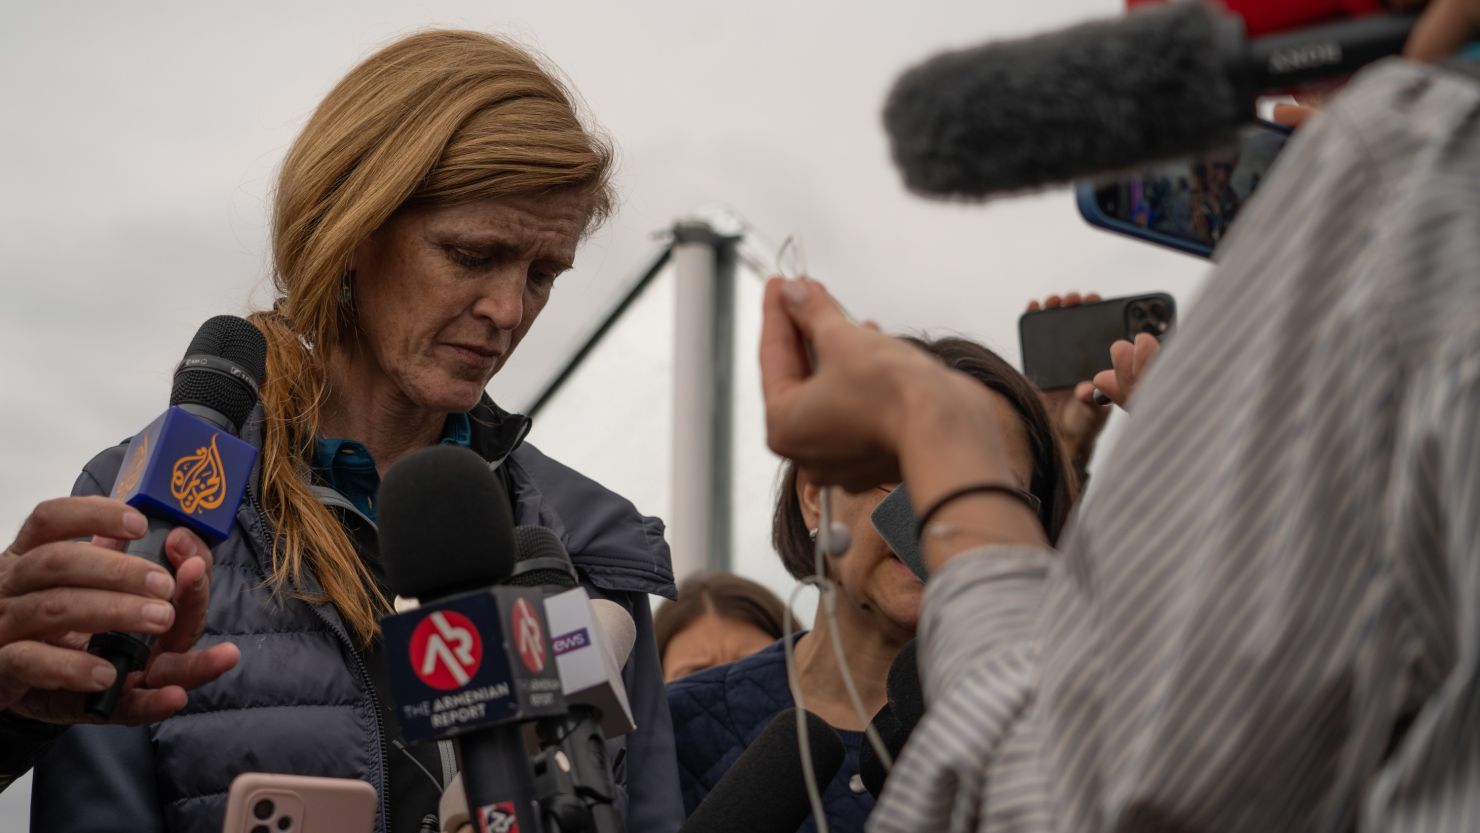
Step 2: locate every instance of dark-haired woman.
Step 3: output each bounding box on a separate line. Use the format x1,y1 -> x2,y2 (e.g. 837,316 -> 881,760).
667,336 -> 1076,833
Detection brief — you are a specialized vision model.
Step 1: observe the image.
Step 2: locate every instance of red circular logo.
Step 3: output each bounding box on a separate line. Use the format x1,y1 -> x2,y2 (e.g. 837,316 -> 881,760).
409,610 -> 484,691
511,597 -> 547,673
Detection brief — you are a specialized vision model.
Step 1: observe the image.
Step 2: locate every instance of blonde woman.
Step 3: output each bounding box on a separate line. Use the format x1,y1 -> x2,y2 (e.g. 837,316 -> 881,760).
17,31 -> 681,833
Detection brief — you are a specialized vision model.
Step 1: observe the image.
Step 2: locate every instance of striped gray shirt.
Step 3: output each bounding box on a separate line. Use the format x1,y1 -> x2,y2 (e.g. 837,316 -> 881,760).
869,58 -> 1480,833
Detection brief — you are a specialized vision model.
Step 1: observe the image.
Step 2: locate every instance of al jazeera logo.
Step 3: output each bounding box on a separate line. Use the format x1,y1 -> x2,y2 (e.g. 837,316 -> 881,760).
170,434 -> 228,515
114,434 -> 149,496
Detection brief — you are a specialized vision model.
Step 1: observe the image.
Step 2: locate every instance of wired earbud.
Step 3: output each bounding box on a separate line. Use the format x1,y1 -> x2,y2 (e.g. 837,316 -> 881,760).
775,235 -> 891,833
808,523 -> 852,558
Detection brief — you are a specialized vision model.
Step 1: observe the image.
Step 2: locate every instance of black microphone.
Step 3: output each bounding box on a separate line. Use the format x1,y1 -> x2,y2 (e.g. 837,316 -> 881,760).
883,3 -> 1418,198
678,708 -> 846,833
378,446 -> 562,833
86,315 -> 265,718
859,641 -> 924,798
511,526 -> 629,833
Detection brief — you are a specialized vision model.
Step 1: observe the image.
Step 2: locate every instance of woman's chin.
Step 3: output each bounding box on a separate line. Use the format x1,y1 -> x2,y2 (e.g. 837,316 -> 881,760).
407,378 -> 487,414
871,578 -> 923,634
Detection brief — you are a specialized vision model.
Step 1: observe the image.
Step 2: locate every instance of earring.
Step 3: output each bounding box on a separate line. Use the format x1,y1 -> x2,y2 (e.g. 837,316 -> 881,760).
340,269 -> 355,308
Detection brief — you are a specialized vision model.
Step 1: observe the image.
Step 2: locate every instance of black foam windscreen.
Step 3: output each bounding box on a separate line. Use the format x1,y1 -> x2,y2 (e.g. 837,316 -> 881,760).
860,641 -> 924,799
883,2 -> 1250,198
858,702 -> 900,799
504,525 -> 578,590
678,708 -> 846,833
377,445 -> 516,601
169,315 -> 267,430
886,640 -> 924,727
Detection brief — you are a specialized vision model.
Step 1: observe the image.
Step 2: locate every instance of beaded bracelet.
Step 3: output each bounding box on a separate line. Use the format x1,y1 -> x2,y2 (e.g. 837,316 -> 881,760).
914,483 -> 1041,540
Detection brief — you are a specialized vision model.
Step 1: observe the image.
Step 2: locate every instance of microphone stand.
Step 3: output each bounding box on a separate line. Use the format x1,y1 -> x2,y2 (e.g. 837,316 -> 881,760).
531,708 -> 624,833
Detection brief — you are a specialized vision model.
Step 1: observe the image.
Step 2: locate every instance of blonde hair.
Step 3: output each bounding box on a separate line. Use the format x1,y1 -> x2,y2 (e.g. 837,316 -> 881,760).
248,30 -> 615,644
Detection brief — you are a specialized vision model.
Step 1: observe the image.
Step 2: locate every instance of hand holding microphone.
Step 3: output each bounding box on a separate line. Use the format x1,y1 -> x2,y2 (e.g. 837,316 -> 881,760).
0,496 -> 237,725
82,315 -> 264,719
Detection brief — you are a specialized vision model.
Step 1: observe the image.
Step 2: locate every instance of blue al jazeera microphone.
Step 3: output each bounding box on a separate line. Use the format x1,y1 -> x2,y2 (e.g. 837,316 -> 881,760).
85,315 -> 265,718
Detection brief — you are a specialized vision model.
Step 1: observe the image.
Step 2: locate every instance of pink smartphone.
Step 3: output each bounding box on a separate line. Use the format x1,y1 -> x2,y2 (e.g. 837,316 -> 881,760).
221,773 -> 378,833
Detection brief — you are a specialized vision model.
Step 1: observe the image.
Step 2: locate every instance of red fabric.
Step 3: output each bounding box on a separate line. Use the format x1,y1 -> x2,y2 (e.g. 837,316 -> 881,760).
1126,0 -> 1387,36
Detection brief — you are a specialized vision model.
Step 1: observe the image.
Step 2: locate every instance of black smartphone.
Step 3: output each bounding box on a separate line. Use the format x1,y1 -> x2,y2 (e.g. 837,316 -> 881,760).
1076,120 -> 1292,258
1019,293 -> 1175,392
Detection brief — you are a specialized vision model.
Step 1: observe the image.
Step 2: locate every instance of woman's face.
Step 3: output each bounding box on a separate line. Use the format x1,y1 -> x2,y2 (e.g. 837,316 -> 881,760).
663,612 -> 778,682
347,191 -> 589,413
799,389 -> 1035,639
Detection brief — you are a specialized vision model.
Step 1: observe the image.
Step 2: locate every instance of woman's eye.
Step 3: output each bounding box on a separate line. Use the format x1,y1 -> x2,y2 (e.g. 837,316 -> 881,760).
448,247 -> 493,270
529,265 -> 563,287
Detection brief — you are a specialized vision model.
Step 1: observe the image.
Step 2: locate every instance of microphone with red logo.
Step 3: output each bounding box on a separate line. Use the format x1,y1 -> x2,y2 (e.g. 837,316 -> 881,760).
85,315 -> 265,719
377,446 -> 567,833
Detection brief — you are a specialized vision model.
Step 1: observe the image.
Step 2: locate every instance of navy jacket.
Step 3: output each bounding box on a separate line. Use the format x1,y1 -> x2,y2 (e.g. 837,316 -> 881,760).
19,399 -> 683,833
667,638 -> 874,833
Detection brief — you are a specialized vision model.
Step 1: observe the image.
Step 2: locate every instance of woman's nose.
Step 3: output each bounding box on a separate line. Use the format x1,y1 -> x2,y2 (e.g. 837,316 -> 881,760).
472,273 -> 526,331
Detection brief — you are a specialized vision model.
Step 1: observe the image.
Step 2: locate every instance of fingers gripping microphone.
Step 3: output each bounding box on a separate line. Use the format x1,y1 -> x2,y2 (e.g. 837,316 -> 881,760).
883,2 -> 1418,198
86,315 -> 265,718
678,708 -> 846,833
378,446 -> 566,833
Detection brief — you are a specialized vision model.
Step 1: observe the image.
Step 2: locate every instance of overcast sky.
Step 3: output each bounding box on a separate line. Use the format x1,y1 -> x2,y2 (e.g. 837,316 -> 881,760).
0,0 -> 1210,823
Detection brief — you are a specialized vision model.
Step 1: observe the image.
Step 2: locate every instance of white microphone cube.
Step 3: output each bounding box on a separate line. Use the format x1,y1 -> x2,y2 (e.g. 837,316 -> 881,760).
542,587 -> 637,737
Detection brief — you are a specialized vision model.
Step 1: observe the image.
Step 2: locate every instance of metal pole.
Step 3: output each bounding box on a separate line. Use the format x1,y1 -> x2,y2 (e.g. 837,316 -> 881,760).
669,221 -> 739,579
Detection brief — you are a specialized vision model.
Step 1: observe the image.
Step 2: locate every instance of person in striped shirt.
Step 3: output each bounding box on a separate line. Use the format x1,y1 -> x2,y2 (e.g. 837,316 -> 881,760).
756,5 -> 1480,830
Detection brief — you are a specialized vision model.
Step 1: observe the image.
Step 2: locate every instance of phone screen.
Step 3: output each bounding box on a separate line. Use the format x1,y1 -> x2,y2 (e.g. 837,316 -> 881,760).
1084,122 -> 1290,255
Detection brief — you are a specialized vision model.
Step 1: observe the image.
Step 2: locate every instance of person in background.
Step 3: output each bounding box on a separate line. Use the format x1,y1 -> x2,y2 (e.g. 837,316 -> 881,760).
656,572 -> 792,682
668,335 -> 1076,833
21,30 -> 682,833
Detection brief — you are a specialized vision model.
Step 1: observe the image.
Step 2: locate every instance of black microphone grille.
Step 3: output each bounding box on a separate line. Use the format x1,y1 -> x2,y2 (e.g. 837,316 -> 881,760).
169,315 -> 267,430
678,708 -> 846,833
378,445 -> 517,601
505,525 -> 578,590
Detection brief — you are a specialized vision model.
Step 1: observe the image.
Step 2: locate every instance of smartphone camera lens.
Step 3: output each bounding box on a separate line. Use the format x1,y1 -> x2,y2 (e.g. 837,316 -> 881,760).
251,827 -> 270,833
1130,304 -> 1146,320
277,816 -> 294,831
1148,301 -> 1166,319
253,800 -> 275,821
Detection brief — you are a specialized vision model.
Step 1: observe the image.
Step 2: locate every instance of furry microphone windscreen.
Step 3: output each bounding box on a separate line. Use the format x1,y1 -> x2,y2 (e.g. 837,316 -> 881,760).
883,2 -> 1252,198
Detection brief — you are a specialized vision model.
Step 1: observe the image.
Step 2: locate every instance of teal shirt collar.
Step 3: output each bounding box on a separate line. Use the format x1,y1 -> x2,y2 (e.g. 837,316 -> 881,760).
311,412 -> 473,522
